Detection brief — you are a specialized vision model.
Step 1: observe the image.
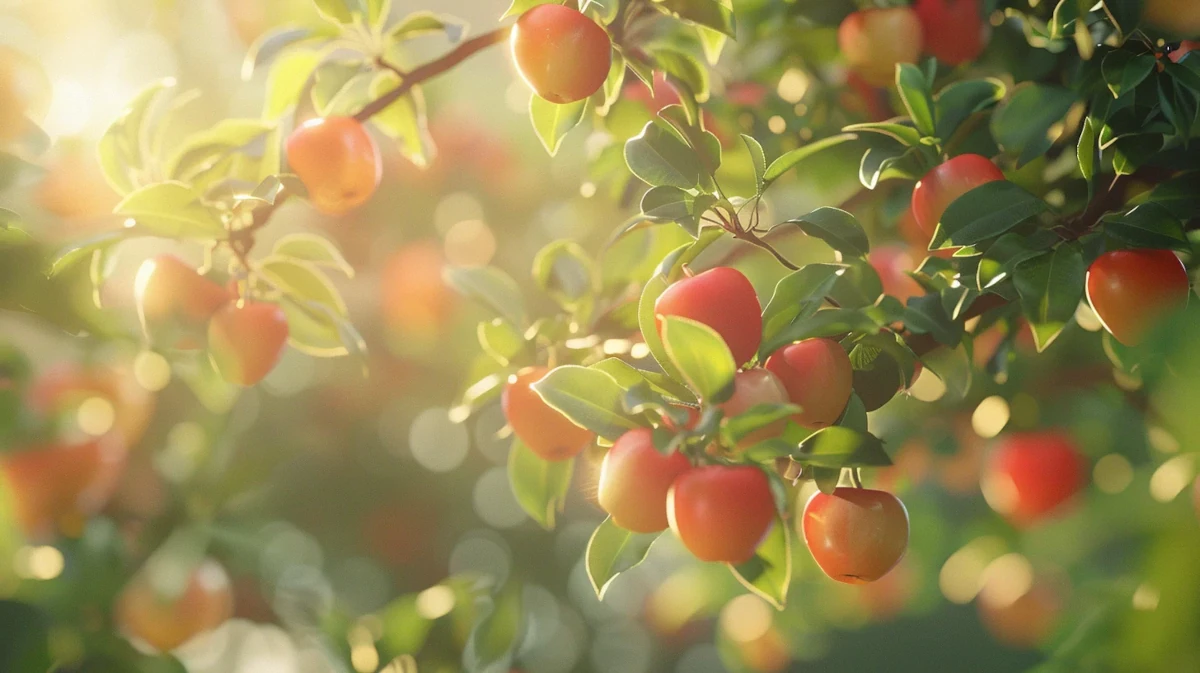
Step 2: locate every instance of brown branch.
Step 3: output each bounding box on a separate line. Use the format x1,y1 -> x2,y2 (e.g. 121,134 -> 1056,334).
354,27 -> 512,122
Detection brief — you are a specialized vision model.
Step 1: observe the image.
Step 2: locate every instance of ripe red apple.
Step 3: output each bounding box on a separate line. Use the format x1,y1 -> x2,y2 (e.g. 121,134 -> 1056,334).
598,427 -> 692,533
502,366 -> 595,461
135,255 -> 232,350
720,368 -> 790,449
655,267 -> 763,367
868,244 -> 923,305
764,338 -> 853,429
914,0 -> 987,65
667,465 -> 776,563
0,435 -> 128,539
911,154 -> 1005,237
838,8 -> 923,87
511,4 -> 611,104
981,431 -> 1086,526
1085,249 -> 1191,346
286,116 -> 382,216
802,487 -> 909,584
115,558 -> 234,651
207,301 -> 289,386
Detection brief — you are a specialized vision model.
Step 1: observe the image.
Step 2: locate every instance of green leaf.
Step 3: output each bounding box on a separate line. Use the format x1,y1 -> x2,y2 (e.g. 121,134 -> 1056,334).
1102,203 -> 1190,252
723,403 -> 802,444
532,240 -> 595,306
366,0 -> 391,28
896,64 -> 936,137
463,583 -> 523,673
903,294 -> 963,347
742,134 -> 766,195
728,513 -> 791,610
532,366 -> 645,440
478,319 -> 526,366
47,230 -> 131,277
263,50 -> 321,119
975,230 -> 1058,291
795,426 -> 891,469
920,344 -> 972,401
585,517 -> 660,599
828,258 -> 883,309
1102,50 -> 1156,98
1147,172 -> 1200,219
388,10 -> 468,42
1013,243 -> 1085,351
990,83 -> 1078,166
167,119 -> 277,185
96,79 -> 176,196
931,181 -> 1049,249
313,0 -> 358,24
625,120 -> 703,189
272,233 -> 354,277
530,95 -> 588,156
242,26 -> 320,79
444,266 -> 528,328
761,263 -> 843,346
366,76 -> 434,168
842,121 -> 923,148
1077,116 -> 1097,192
934,78 -> 1006,141
114,182 -> 225,237
650,0 -> 736,37
776,208 -> 869,257
763,133 -> 857,183
761,308 -> 881,357
507,439 -> 574,529
640,185 -> 694,222
697,24 -> 727,65
260,256 -> 352,356
655,50 -> 711,103
660,316 -> 737,402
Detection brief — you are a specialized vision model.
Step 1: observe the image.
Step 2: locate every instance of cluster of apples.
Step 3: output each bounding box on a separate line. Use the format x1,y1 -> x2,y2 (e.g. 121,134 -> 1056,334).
134,256 -> 288,386
503,266 -> 910,584
912,153 -> 1192,347
838,0 -> 989,86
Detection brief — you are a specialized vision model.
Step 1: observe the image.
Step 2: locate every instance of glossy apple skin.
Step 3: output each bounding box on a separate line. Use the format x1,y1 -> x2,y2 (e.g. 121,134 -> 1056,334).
982,431 -> 1086,526
802,487 -> 910,584
502,367 -> 595,461
0,436 -> 128,540
911,154 -> 1005,236
838,8 -> 923,87
511,4 -> 611,104
286,116 -> 382,216
135,255 -> 232,350
115,558 -> 234,652
655,267 -> 763,367
598,428 -> 692,533
914,0 -> 987,65
207,301 -> 290,386
1085,249 -> 1191,346
720,369 -> 790,449
764,338 -> 853,429
667,465 -> 776,563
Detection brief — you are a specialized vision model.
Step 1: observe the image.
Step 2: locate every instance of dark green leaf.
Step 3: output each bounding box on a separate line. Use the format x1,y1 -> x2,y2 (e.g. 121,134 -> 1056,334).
532,240 -> 595,305
463,583 -> 523,673
763,133 -> 857,183
742,134 -> 766,195
990,83 -> 1078,166
729,513 -> 790,609
1013,243 -> 1085,351
761,263 -> 843,345
932,181 -> 1049,248
1102,203 -> 1190,252
625,120 -> 703,189
1102,50 -> 1156,98
795,427 -> 891,468
896,64 -> 936,137
904,294 -> 964,346
650,0 -> 736,37
935,78 -> 1006,141
640,185 -> 694,222
776,207 -> 869,257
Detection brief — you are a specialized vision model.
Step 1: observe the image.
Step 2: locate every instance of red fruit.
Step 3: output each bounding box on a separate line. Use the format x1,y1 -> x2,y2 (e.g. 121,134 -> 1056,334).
115,558 -> 233,652
511,4 -> 611,104
27,365 -> 155,448
207,301 -> 289,386
286,116 -> 381,216
1169,41 -> 1199,63
380,241 -> 458,346
655,267 -> 763,366
802,487 -> 910,584
720,369 -> 790,449
502,366 -> 595,461
598,428 -> 692,533
838,8 -> 923,87
0,436 -> 128,539
134,255 -> 232,350
1085,249 -> 1190,346
868,244 -> 923,305
982,431 -> 1086,526
764,338 -> 853,429
668,465 -> 776,563
914,0 -> 987,65
911,154 -> 1005,236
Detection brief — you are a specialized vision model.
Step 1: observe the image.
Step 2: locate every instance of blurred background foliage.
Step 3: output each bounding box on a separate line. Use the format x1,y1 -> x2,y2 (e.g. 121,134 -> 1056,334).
0,0 -> 1198,672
